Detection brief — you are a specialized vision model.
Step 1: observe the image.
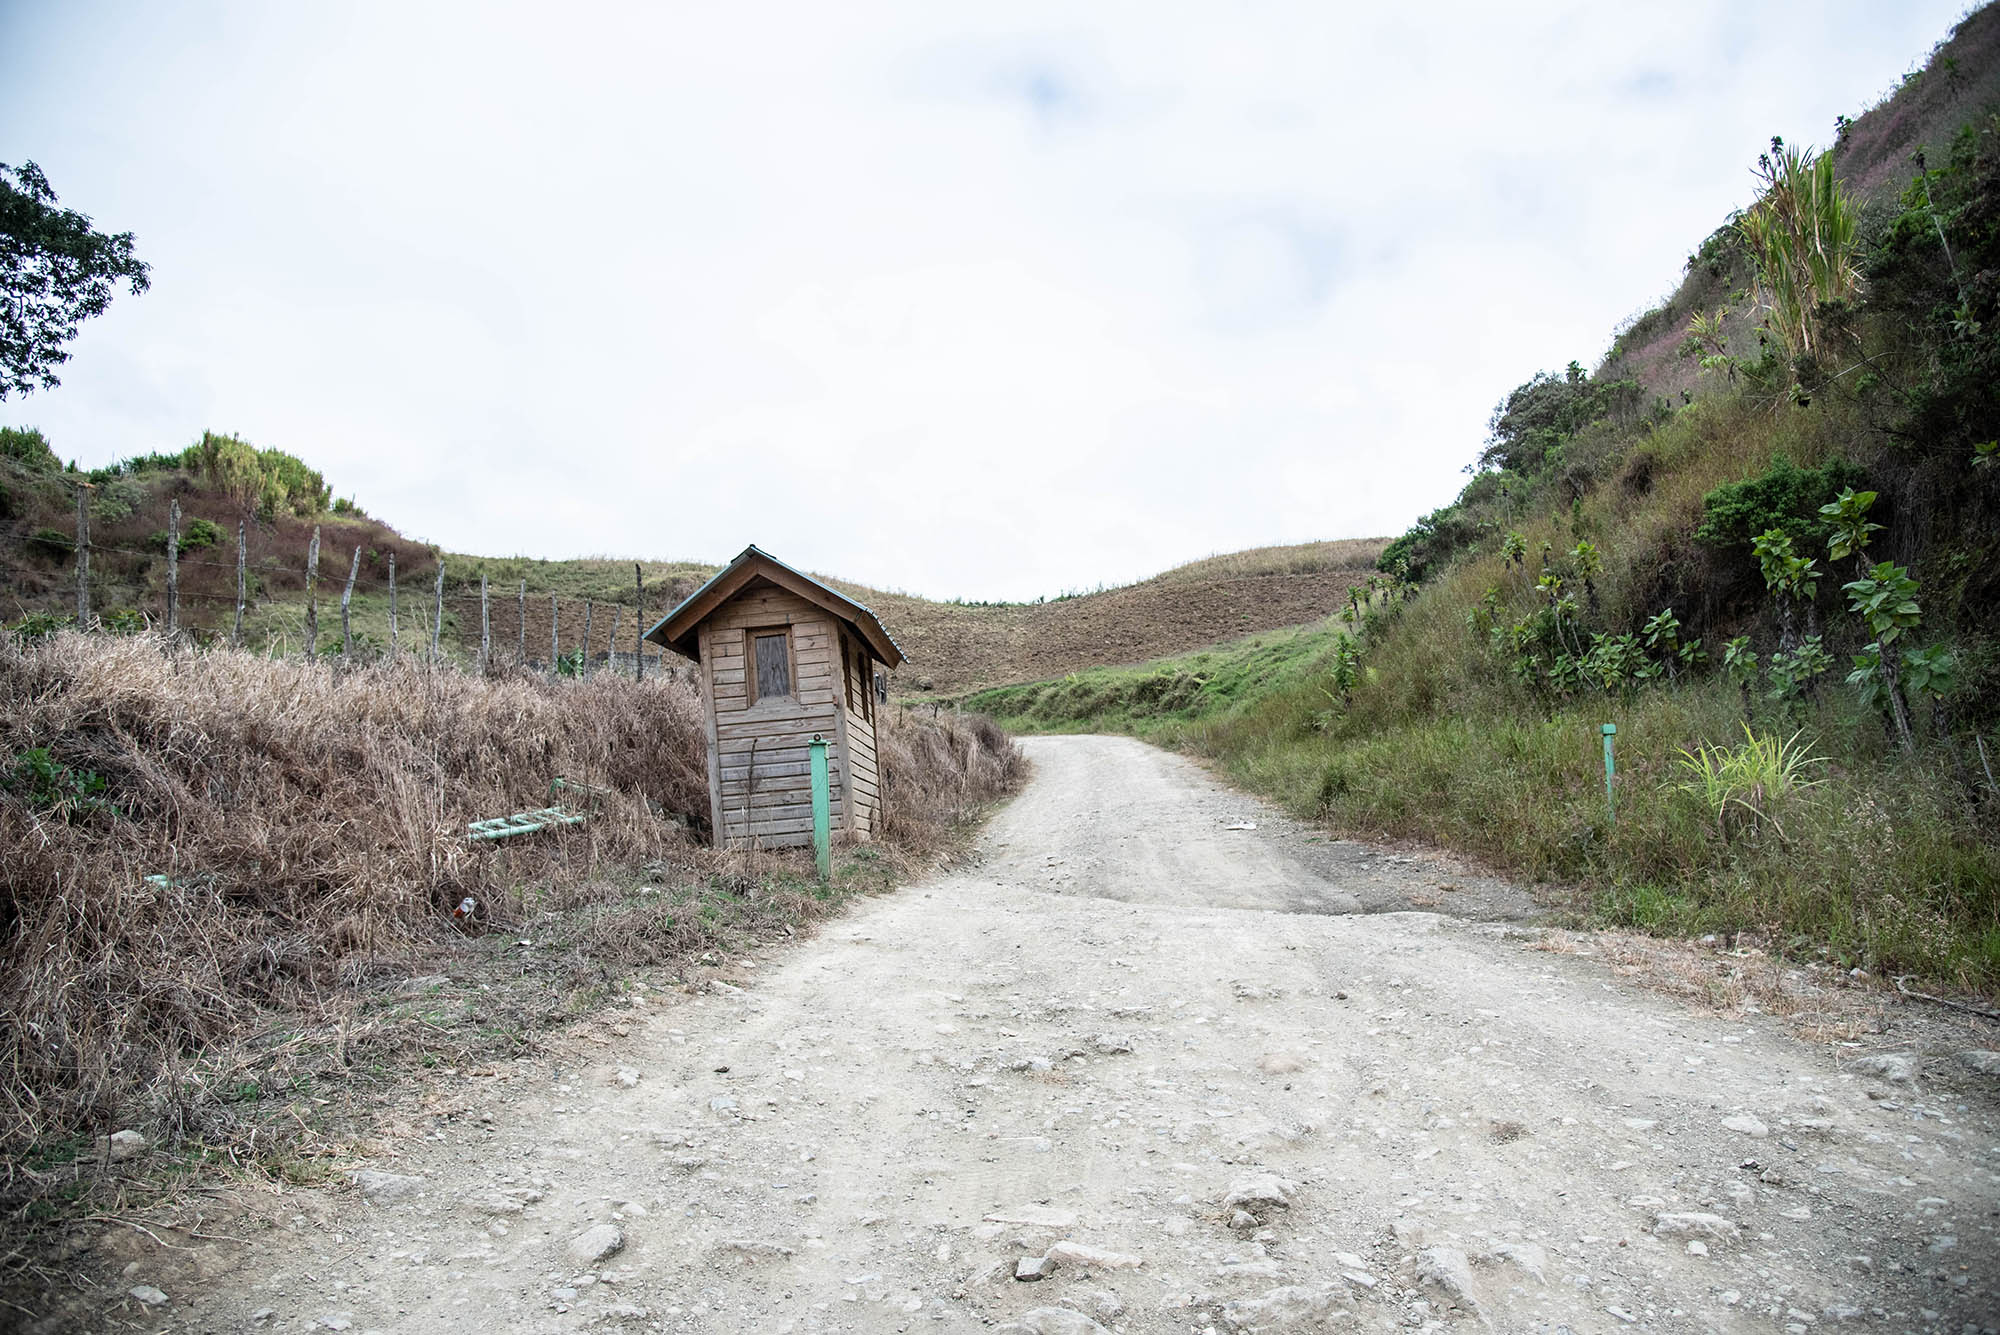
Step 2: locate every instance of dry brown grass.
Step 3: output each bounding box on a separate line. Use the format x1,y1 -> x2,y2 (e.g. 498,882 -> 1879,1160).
1146,538 -> 1388,584
0,632 -> 1022,1170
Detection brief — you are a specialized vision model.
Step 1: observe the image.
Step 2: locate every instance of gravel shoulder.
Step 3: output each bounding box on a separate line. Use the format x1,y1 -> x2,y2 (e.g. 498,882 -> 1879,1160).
52,735 -> 2000,1335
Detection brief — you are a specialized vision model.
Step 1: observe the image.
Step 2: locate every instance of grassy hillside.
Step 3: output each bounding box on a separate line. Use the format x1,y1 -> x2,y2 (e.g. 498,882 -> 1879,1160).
975,8 -> 2000,994
1,433 -> 1381,692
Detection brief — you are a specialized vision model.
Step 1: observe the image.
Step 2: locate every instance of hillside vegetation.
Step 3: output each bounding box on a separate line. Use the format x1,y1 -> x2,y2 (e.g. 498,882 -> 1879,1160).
974,7 -> 2000,993
2,428 -> 1380,692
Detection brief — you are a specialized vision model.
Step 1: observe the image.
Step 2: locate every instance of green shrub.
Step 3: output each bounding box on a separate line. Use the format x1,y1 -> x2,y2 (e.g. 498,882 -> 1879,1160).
0,425 -> 59,471
148,516 -> 224,552
1695,455 -> 1863,553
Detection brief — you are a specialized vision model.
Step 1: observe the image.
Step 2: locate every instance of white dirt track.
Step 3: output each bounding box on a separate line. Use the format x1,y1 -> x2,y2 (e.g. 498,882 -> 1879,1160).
95,736 -> 2000,1334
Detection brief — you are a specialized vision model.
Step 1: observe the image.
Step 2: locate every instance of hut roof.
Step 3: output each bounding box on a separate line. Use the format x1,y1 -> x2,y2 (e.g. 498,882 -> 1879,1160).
643,545 -> 907,668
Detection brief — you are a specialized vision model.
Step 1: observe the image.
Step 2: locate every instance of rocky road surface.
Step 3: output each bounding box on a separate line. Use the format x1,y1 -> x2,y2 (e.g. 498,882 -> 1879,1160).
79,735 -> 2000,1334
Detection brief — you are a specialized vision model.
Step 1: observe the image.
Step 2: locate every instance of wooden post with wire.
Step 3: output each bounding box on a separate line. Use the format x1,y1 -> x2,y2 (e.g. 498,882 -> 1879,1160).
582,598 -> 594,673
430,561 -> 445,664
479,574 -> 491,674
341,545 -> 361,656
550,594 -> 559,674
74,482 -> 92,629
165,498 -> 181,639
388,551 -> 398,654
608,604 -> 621,676
304,527 -> 321,660
634,563 -> 644,681
517,579 -> 527,666
233,518 -> 246,647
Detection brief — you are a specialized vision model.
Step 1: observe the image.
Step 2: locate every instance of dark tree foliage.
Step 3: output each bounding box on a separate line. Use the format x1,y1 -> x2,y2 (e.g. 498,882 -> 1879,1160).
0,161 -> 151,398
1479,362 -> 1642,474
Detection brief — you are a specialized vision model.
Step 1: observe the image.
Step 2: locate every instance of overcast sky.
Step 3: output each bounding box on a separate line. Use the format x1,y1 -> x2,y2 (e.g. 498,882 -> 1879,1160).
1,2 -> 1973,600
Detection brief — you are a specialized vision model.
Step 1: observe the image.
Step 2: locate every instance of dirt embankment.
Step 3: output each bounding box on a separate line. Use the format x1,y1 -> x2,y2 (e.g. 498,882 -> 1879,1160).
859,569 -> 1380,698
50,735 -> 1999,1335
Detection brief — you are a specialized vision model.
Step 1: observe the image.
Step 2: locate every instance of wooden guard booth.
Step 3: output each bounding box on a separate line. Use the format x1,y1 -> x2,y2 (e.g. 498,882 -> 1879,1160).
645,545 -> 905,848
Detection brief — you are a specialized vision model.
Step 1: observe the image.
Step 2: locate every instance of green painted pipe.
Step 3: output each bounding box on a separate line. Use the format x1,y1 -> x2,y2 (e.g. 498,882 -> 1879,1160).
810,735 -> 831,884
1601,722 -> 1617,824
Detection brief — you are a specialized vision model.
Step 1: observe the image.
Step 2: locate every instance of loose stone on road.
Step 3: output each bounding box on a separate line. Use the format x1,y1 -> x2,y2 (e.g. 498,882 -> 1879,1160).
100,735 -> 1999,1334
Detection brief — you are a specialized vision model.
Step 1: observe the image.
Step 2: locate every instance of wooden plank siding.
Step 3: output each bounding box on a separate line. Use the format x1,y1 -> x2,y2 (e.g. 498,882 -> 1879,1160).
680,575 -> 896,850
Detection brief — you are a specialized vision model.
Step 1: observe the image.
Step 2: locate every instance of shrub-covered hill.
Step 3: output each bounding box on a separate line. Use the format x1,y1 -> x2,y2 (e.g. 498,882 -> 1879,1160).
975,6 -> 2000,994
3,427 -> 1382,691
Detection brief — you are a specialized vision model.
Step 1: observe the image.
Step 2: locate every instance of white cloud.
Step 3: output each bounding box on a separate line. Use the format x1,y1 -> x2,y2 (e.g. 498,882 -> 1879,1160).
0,0 -> 1971,598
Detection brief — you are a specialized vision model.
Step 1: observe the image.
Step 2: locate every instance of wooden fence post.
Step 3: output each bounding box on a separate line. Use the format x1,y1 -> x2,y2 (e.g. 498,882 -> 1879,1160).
74,483 -> 91,629
550,594 -> 559,674
517,579 -> 527,665
431,561 -> 445,664
582,599 -> 593,673
165,498 -> 180,638
388,551 -> 398,655
633,563 -> 644,682
608,605 -> 621,675
232,518 -> 246,647
479,574 -> 491,674
304,526 -> 321,660
341,545 -> 361,656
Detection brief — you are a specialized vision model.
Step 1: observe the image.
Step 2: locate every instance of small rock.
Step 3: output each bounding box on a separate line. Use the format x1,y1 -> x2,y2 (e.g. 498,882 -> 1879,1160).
1720,1114 -> 1769,1138
128,1286 -> 168,1307
1223,1173 -> 1297,1214
1227,1209 -> 1258,1231
1258,1052 -> 1305,1075
1652,1212 -> 1738,1241
1066,1287 -> 1124,1322
614,1067 -> 642,1088
1956,1050 -> 2000,1075
1490,1239 -> 1547,1283
1090,1034 -> 1134,1055
1044,1240 -> 1144,1270
317,1319 -> 352,1332
249,1309 -> 275,1323
1220,1282 -> 1355,1331
984,1205 -> 1078,1229
1686,1240 -> 1708,1257
716,1238 -> 794,1259
100,1129 -> 148,1161
351,1169 -> 425,1204
1015,1256 -> 1056,1282
708,1095 -> 739,1115
1014,1309 -> 1110,1335
1846,1052 -> 1918,1084
567,1224 -> 624,1266
1415,1246 -> 1484,1320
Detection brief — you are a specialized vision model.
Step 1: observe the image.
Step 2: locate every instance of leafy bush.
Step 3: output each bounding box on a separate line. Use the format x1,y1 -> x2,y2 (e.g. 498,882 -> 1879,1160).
148,516 -> 224,552
181,430 -> 331,518
88,475 -> 147,523
5,746 -> 119,822
1694,456 -> 1863,553
0,425 -> 59,471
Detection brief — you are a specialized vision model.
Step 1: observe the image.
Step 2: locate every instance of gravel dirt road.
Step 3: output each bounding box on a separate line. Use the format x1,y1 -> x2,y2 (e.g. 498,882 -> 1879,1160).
77,735 -> 2000,1335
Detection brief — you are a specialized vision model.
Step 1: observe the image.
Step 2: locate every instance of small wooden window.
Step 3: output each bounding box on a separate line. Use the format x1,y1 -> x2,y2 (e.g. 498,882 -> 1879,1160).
750,629 -> 792,702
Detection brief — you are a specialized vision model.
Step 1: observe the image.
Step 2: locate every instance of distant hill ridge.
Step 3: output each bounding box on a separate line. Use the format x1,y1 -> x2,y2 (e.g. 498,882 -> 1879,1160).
0,438 -> 1382,694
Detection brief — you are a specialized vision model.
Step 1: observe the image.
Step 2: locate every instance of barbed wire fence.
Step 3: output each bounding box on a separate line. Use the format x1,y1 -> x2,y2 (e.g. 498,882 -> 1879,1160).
42,483 -> 682,681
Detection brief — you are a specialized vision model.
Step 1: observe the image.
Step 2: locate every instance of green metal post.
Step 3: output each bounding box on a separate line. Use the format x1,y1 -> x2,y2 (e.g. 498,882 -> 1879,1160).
1601,723 -> 1617,825
809,735 -> 831,884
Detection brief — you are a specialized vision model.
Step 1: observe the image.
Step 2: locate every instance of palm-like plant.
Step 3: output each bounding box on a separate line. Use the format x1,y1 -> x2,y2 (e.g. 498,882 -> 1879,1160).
1737,137 -> 1862,370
